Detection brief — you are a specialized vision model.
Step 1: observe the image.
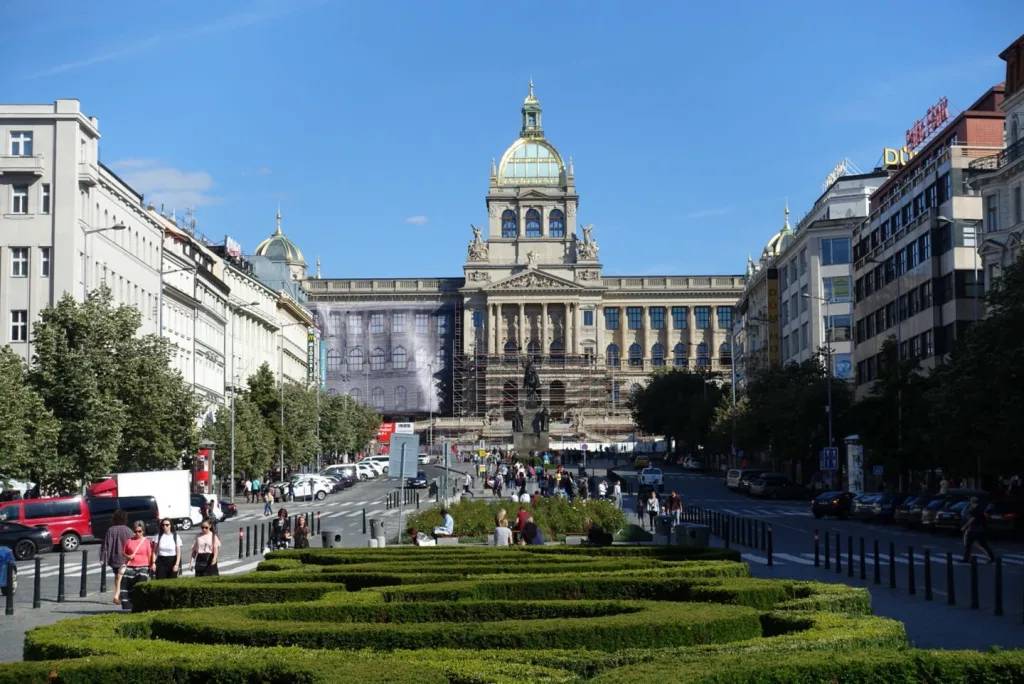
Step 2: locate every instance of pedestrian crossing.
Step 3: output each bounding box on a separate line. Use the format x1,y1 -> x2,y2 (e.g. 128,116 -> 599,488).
742,551 -> 1024,567
718,507 -> 812,518
230,498 -> 375,522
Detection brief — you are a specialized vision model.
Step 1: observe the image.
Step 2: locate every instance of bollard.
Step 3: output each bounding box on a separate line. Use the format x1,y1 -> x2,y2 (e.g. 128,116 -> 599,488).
824,531 -> 830,569
924,549 -> 932,601
245,526 -> 251,557
767,525 -> 773,567
907,546 -> 916,595
3,562 -> 12,616
362,508 -> 367,535
316,511 -> 321,535
946,552 -> 956,606
416,492 -> 420,509
79,550 -> 88,598
995,557 -> 1004,616
814,530 -> 820,567
33,557 -> 41,609
859,538 -> 866,580
889,541 -> 896,588
835,534 -> 841,574
847,536 -> 854,578
260,523 -> 266,552
723,515 -> 730,549
970,557 -> 979,609
873,540 -> 880,584
238,529 -> 243,560
100,559 -> 107,593
57,552 -> 66,603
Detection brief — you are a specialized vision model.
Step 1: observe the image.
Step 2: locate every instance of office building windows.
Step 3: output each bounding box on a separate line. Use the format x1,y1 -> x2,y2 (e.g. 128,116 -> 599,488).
583,309 -> 594,326
10,247 -> 28,277
369,313 -> 384,334
800,322 -> 808,351
984,194 -> 999,233
820,237 -> 851,265
823,276 -> 851,302
9,131 -> 32,156
626,307 -> 642,330
800,285 -> 808,313
415,313 -> 428,334
10,310 -> 27,342
41,183 -> 50,214
671,306 -> 688,329
1014,186 -> 1023,225
40,247 -> 51,277
694,306 -> 710,329
828,314 -> 852,342
604,307 -> 620,330
649,306 -> 665,330
392,313 -> 406,333
11,185 -> 28,214
716,306 -> 733,330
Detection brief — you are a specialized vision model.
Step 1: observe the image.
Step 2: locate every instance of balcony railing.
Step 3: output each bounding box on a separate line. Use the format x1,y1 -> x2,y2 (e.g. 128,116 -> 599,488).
969,137 -> 1024,172
0,155 -> 44,176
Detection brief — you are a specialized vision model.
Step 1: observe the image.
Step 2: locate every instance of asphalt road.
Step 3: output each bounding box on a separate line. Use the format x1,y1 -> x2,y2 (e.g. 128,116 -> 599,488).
5,466 -> 452,607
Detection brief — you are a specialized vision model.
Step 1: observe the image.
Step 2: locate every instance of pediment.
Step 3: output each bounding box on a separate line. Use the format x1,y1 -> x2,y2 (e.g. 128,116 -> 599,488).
517,188 -> 558,200
979,235 -> 1010,256
486,269 -> 583,291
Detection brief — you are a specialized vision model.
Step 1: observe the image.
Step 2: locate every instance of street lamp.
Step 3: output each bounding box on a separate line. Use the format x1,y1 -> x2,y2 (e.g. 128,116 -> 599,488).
936,216 -> 983,322
81,223 -> 126,298
228,300 -> 261,503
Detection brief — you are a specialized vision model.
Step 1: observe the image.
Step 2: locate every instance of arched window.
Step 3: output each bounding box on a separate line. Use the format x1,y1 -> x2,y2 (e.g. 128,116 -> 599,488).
349,388 -> 362,403
327,349 -> 341,371
370,347 -> 385,371
628,343 -> 643,368
673,343 -> 688,367
501,210 -> 517,238
371,387 -> 384,409
525,208 -> 541,237
696,342 -> 709,368
651,342 -> 665,367
392,346 -> 407,370
606,343 -> 620,368
527,339 -> 541,361
504,339 -> 519,356
719,342 -> 732,366
548,209 -> 565,238
395,385 -> 407,409
348,347 -> 363,371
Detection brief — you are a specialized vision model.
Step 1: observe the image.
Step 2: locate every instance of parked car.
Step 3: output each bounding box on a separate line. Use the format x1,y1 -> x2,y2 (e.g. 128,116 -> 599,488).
289,477 -> 331,501
355,463 -> 377,481
322,465 -> 359,483
406,471 -> 429,489
894,495 -> 935,527
418,454 -> 434,465
682,457 -> 705,471
852,493 -> 906,523
851,494 -> 881,520
219,501 -> 238,519
738,470 -> 770,494
0,521 -> 53,560
749,474 -> 809,500
0,546 -> 15,596
934,500 -> 971,533
0,495 -> 94,552
639,467 -> 664,487
922,490 -> 987,529
985,499 -> 1024,537
87,495 -> 160,539
811,491 -> 855,519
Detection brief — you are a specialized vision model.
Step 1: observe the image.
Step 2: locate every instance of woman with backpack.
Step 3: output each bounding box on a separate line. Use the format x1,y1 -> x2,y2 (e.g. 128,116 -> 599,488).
189,520 -> 221,576
101,509 -> 133,604
645,490 -> 661,530
152,518 -> 182,579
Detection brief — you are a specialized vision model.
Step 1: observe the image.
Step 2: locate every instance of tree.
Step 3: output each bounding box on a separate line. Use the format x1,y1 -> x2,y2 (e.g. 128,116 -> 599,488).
280,383 -> 319,469
0,347 -> 60,491
630,369 -> 722,453
202,393 -> 275,483
319,393 -> 380,459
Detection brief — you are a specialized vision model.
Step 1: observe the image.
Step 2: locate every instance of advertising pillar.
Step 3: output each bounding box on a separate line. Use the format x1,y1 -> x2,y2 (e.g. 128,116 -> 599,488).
845,435 -> 863,495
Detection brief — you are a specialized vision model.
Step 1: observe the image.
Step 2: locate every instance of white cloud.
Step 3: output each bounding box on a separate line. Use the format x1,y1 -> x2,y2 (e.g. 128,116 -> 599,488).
111,159 -> 218,208
255,166 -> 273,176
684,207 -> 732,220
404,215 -> 429,225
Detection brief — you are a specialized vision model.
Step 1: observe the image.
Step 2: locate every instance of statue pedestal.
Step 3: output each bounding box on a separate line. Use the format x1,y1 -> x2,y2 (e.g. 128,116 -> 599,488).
513,407 -> 550,455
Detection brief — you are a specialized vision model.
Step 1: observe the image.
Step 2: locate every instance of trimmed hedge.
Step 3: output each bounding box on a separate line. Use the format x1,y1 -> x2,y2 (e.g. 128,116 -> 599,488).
9,545 -> 1024,682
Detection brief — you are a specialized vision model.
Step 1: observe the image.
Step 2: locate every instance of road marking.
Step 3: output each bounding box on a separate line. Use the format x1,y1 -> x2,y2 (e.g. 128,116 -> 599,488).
774,552 -> 816,565
741,553 -> 772,565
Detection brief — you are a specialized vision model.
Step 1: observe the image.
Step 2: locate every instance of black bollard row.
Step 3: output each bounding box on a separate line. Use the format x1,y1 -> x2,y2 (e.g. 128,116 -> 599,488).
79,550 -> 88,598
888,541 -> 896,589
237,529 -> 243,560
245,525 -> 251,557
57,552 -> 66,603
33,557 -> 41,609
99,558 -> 107,593
767,525 -> 773,566
4,562 -> 13,616
824,531 -> 831,569
813,530 -> 820,567
970,557 -> 979,610
835,533 -> 842,574
907,546 -> 916,595
847,536 -> 854,579
995,557 -> 1004,617
873,539 -> 881,585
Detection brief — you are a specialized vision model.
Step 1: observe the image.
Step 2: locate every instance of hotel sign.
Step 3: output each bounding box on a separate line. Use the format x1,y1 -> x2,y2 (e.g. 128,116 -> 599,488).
882,146 -> 916,169
905,96 -> 949,151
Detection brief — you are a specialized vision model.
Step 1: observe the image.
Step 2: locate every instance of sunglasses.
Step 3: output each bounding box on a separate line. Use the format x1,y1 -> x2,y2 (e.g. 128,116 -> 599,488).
201,526 -> 211,530
134,529 -> 144,533
161,522 -> 171,527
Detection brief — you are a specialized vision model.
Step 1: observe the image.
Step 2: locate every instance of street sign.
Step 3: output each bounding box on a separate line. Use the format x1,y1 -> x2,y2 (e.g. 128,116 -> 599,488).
819,447 -> 839,471
872,465 -> 884,477
395,422 -> 414,435
388,434 -> 419,478
580,443 -> 588,451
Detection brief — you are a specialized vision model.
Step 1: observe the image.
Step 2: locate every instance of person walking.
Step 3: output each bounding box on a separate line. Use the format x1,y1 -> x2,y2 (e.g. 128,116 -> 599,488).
251,477 -> 261,502
463,471 -> 473,495
668,492 -> 683,526
190,521 -> 222,576
961,496 -> 995,563
242,479 -> 251,504
613,480 -> 622,509
263,489 -> 274,517
271,508 -> 292,549
293,515 -> 311,549
152,519 -> 182,579
645,490 -> 661,531
101,509 -> 133,605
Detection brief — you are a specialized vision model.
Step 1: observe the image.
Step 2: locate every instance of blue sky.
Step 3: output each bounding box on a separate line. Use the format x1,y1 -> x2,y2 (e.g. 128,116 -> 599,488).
2,1 -> 1021,277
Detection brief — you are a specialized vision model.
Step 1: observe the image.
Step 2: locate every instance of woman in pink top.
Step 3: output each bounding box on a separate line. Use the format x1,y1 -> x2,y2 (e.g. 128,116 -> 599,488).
122,521 -> 154,569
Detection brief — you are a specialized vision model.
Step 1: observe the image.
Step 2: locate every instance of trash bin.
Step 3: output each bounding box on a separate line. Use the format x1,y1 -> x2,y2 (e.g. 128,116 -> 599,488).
673,523 -> 710,548
321,529 -> 343,548
369,518 -> 385,541
655,514 -> 674,536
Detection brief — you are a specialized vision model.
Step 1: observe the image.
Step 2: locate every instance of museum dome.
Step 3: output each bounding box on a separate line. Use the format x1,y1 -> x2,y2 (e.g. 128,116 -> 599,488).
496,81 -> 566,186
254,208 -> 305,265
762,203 -> 793,259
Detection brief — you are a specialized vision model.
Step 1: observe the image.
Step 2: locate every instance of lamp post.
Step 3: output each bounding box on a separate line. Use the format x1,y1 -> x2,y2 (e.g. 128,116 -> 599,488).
81,223 -> 127,298
228,300 -> 261,503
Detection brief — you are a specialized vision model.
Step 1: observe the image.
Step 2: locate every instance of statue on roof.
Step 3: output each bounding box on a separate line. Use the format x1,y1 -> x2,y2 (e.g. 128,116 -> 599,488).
578,224 -> 599,260
467,224 -> 489,262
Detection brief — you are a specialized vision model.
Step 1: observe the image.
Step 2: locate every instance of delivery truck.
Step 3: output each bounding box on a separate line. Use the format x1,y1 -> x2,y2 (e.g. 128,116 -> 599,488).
88,470 -> 199,529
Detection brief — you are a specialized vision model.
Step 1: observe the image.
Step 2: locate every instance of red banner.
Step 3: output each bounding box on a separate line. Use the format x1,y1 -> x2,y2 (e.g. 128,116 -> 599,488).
377,422 -> 396,443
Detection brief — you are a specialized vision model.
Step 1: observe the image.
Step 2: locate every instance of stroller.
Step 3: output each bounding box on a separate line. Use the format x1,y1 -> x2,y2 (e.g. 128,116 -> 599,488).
119,566 -> 149,611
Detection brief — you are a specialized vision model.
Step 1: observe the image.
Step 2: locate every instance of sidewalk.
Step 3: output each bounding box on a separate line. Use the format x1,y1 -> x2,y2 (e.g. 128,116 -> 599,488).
0,597 -> 119,663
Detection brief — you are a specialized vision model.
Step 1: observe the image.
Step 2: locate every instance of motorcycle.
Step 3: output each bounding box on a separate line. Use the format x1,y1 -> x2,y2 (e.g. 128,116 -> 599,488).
119,566 -> 150,611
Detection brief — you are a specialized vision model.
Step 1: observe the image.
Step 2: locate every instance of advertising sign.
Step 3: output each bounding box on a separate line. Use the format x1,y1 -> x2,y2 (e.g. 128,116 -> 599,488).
395,422 -> 415,435
847,442 -> 864,494
377,422 -> 396,444
307,330 -> 316,385
905,96 -> 949,151
388,433 -> 420,478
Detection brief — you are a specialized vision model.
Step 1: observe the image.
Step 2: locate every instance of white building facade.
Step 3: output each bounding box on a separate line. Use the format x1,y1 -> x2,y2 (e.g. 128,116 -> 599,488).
0,99 -> 162,360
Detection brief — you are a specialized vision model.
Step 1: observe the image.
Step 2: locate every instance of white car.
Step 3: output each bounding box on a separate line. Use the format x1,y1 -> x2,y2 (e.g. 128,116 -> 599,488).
355,462 -> 377,480
290,477 -> 330,501
365,455 -> 391,474
639,467 -> 664,487
681,457 -> 704,471
417,454 -> 433,465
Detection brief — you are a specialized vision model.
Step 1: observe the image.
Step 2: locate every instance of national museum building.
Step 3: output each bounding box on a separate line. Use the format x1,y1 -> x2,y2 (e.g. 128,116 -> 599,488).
299,85 -> 745,445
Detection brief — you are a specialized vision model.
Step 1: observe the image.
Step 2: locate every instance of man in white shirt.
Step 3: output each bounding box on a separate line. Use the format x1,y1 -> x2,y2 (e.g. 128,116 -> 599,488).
433,509 -> 455,538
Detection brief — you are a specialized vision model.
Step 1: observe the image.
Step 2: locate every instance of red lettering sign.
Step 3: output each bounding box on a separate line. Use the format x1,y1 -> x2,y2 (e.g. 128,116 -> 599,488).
905,97 -> 949,151
377,422 -> 396,443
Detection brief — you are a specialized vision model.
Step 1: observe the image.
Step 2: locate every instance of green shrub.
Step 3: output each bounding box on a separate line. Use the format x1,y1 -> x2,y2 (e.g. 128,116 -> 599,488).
404,496 -> 626,539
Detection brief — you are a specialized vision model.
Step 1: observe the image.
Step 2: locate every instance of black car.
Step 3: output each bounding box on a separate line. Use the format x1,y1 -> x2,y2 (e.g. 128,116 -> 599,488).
934,500 -> 970,533
0,520 -> 53,560
985,499 -> 1024,537
406,471 -> 429,489
811,491 -> 855,519
749,474 -> 809,500
87,495 -> 160,539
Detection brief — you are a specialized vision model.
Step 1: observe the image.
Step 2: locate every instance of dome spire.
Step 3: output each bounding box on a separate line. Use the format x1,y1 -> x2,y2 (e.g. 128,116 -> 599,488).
520,79 -> 543,139
783,199 -> 791,232
275,204 -> 283,236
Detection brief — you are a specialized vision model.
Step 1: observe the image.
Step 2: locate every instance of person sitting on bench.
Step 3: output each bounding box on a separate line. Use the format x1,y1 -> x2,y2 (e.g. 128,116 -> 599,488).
433,508 -> 455,538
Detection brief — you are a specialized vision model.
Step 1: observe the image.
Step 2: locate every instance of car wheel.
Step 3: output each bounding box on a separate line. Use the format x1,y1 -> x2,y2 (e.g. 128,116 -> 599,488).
60,533 -> 81,552
382,466 -> 389,474
13,539 -> 36,561
178,517 -> 193,531
315,490 -> 327,501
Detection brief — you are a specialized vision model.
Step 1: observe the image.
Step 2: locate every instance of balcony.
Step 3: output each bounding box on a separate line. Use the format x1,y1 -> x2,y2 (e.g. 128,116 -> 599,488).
78,161 -> 100,186
0,155 -> 44,176
969,138 -> 1024,172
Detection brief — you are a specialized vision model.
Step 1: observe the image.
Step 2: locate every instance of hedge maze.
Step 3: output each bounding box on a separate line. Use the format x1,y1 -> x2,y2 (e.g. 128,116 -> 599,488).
6,545 -> 1024,682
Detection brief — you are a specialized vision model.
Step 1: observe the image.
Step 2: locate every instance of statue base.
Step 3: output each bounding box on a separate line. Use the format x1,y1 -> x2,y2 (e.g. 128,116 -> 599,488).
513,407 -> 550,454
